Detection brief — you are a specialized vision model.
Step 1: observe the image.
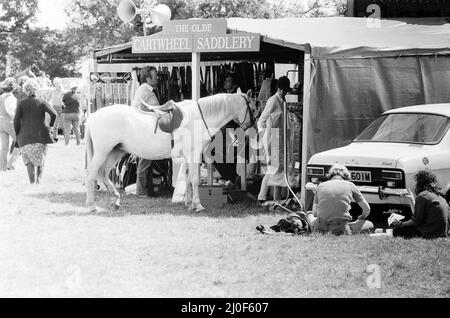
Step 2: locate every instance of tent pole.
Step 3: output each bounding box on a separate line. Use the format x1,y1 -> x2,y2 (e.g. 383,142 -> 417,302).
301,51 -> 311,207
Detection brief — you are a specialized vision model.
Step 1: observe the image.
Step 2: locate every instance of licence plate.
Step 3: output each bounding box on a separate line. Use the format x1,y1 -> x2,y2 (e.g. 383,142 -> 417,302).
350,170 -> 372,183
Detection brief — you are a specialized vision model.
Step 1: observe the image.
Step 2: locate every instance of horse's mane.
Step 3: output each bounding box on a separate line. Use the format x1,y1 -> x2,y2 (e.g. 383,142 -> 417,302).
197,93 -> 241,121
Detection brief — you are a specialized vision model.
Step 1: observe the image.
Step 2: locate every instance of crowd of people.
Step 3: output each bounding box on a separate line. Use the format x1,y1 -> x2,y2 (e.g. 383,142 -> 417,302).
0,70 -> 85,184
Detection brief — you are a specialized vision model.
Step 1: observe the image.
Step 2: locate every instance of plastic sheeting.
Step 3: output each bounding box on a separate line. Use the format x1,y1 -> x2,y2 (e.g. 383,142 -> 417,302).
227,17 -> 450,58
306,55 -> 450,158
226,17 -> 450,160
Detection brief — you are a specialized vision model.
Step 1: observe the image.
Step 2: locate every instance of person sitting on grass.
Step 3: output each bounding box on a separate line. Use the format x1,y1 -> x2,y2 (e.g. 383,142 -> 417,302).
306,164 -> 374,235
392,170 -> 449,239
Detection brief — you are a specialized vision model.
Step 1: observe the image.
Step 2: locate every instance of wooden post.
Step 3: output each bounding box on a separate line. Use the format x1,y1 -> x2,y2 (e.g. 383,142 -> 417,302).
191,52 -> 201,100
191,52 -> 210,185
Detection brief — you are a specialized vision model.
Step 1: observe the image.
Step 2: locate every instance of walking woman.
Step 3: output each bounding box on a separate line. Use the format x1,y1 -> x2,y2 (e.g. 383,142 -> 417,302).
14,78 -> 57,184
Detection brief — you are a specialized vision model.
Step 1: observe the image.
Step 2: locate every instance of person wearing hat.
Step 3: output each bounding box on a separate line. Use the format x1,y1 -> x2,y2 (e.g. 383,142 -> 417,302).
256,76 -> 291,203
0,77 -> 19,171
62,81 -> 82,145
13,78 -> 57,184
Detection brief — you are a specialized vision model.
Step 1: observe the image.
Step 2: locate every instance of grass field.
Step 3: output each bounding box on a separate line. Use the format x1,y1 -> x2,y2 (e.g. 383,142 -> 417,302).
0,138 -> 449,298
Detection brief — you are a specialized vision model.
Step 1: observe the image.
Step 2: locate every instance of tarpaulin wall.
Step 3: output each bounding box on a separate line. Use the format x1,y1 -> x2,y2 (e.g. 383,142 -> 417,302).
306,54 -> 450,159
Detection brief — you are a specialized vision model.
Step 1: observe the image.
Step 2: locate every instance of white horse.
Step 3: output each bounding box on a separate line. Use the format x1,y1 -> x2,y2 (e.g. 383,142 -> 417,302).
85,92 -> 256,212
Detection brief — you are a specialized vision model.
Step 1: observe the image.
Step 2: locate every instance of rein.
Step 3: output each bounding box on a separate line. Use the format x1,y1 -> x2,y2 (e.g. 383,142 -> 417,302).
196,100 -> 213,141
196,95 -> 256,142
236,95 -> 256,130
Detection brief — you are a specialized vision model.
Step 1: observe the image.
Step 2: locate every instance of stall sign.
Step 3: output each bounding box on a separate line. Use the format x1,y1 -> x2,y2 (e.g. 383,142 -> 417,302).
133,35 -> 193,53
195,33 -> 259,52
132,18 -> 260,54
133,33 -> 259,53
162,18 -> 227,35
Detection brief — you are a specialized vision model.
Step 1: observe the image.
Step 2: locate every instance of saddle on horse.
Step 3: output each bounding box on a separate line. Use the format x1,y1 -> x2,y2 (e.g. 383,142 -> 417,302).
139,99 -> 183,134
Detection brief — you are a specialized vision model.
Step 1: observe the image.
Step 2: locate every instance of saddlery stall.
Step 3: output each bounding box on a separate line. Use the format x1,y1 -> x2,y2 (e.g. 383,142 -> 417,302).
88,17 -> 450,208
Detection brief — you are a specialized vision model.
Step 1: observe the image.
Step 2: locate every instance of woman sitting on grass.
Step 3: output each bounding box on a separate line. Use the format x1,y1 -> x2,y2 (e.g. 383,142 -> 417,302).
392,170 -> 449,239
306,164 -> 374,235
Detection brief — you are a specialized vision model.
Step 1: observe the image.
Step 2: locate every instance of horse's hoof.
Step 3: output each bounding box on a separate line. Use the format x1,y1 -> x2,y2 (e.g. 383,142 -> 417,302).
196,205 -> 205,213
111,203 -> 120,211
87,205 -> 98,213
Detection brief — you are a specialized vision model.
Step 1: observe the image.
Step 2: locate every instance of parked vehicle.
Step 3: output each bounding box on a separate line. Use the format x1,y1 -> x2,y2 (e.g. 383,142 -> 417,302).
305,104 -> 450,212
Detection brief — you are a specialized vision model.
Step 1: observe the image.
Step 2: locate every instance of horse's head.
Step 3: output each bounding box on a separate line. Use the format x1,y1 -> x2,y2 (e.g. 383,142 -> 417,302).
235,89 -> 257,131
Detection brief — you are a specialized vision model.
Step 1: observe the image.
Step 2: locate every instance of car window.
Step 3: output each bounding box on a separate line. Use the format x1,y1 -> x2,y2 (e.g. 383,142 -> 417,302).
355,113 -> 450,144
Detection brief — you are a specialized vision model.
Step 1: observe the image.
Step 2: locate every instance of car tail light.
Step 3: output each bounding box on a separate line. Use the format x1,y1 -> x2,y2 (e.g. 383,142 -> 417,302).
307,167 -> 325,177
382,170 -> 402,180
386,181 -> 396,188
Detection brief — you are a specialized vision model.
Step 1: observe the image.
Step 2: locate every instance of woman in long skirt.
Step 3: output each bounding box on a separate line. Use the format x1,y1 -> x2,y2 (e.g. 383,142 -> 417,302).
13,78 -> 57,184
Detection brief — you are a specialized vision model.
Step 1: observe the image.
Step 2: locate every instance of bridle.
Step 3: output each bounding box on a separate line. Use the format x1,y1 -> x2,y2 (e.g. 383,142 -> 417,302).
196,94 -> 257,143
237,95 -> 256,131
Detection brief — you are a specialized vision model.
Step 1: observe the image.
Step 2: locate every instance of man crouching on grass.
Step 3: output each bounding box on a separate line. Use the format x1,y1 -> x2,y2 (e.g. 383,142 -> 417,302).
306,164 -> 374,235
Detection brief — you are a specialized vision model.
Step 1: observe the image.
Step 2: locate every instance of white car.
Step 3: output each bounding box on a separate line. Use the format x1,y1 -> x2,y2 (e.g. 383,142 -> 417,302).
306,104 -> 450,211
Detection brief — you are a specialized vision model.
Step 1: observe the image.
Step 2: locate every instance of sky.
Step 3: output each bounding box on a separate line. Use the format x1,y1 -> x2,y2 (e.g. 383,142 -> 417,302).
35,0 -> 69,30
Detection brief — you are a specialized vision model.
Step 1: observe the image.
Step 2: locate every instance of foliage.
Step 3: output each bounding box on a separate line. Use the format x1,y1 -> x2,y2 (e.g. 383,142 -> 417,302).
0,0 -> 77,78
0,0 -> 348,79
194,0 -> 272,19
64,0 -> 139,55
273,0 -> 347,18
10,28 -> 80,78
65,0 -> 276,55
0,0 -> 38,33
0,0 -> 39,77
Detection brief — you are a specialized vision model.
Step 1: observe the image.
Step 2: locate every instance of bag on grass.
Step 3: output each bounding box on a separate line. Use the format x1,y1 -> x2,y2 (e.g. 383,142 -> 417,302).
257,212 -> 310,235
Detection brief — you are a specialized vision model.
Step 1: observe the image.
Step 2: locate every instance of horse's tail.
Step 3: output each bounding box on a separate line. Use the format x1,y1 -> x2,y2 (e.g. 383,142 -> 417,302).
85,122 -> 93,171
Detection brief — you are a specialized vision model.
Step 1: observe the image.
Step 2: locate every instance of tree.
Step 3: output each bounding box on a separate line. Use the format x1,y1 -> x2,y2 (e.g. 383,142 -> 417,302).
64,0 -> 275,56
64,0 -> 346,62
64,0 -> 138,56
0,0 -> 38,33
273,0 -> 347,18
0,0 -> 39,77
194,0 -> 272,19
10,27 -> 80,78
